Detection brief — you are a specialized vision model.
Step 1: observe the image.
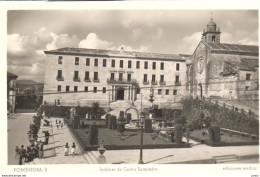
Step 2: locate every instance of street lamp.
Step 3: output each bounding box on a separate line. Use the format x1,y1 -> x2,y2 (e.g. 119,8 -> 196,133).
138,115 -> 145,164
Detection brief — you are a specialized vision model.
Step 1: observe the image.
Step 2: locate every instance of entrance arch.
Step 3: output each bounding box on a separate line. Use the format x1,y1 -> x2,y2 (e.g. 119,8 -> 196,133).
125,107 -> 140,119
117,87 -> 124,100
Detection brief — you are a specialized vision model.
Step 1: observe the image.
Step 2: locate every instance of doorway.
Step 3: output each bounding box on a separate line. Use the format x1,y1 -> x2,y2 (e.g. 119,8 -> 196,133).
117,87 -> 124,100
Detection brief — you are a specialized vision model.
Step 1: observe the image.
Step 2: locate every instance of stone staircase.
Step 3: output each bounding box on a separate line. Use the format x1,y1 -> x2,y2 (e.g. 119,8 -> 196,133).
84,151 -> 99,164
212,154 -> 238,163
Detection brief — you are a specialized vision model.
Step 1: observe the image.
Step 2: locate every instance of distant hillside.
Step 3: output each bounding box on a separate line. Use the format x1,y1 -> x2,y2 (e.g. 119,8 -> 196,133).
16,80 -> 43,85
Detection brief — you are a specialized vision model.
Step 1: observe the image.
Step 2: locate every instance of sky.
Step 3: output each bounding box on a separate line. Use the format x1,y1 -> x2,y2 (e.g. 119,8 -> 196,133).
7,10 -> 258,82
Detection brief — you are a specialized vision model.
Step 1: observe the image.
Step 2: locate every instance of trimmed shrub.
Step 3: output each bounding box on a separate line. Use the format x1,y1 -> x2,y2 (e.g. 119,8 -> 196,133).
174,124 -> 183,144
88,124 -> 98,146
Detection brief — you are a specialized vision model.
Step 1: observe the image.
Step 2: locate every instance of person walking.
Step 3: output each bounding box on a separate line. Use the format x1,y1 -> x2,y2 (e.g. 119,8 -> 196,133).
18,145 -> 25,165
45,131 -> 50,144
64,143 -> 69,156
15,146 -> 19,159
71,142 -> 76,156
38,141 -> 44,159
61,122 -> 63,129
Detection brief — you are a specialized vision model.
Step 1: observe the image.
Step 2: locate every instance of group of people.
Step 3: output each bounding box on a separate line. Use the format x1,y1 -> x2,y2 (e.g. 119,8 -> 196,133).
56,119 -> 64,129
16,140 -> 44,165
64,142 -> 76,156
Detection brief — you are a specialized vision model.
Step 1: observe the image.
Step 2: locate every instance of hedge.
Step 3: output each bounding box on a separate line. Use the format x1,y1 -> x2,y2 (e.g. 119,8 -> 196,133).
42,105 -> 106,118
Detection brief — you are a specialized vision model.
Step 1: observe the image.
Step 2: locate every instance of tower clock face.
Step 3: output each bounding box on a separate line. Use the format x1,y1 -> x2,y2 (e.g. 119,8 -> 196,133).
198,57 -> 205,74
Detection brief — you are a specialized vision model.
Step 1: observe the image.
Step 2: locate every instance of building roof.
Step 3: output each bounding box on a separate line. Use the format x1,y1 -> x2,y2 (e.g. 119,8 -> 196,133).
44,47 -> 186,62
204,41 -> 259,56
7,72 -> 18,78
240,58 -> 259,71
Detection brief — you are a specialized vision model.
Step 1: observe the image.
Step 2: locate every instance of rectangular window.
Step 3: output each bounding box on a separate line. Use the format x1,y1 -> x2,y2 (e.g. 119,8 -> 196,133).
119,73 -> 123,81
152,75 -> 156,83
127,73 -> 131,81
173,90 -> 177,95
57,85 -> 61,92
103,59 -> 107,67
120,60 -> 124,68
158,89 -> 162,95
57,70 -> 62,78
58,56 -> 62,64
160,75 -> 164,82
85,86 -> 88,92
143,74 -> 147,82
166,89 -> 169,95
128,60 -> 132,68
160,62 -> 164,70
75,57 -> 79,65
74,86 -> 78,92
94,72 -> 98,81
74,71 -> 79,80
66,86 -> 70,92
137,88 -> 140,94
103,87 -> 106,93
86,58 -> 90,66
246,74 -> 251,81
93,87 -> 97,93
153,62 -> 156,70
176,63 -> 180,71
136,61 -> 140,69
110,73 -> 115,81
94,58 -> 98,67
245,86 -> 249,90
85,71 -> 89,80
175,75 -> 179,83
144,61 -> 148,69
111,60 -> 115,67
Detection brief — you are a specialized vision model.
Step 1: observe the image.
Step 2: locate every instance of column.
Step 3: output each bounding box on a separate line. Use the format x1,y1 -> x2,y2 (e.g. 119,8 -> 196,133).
112,85 -> 114,101
128,86 -> 131,100
131,85 -> 133,102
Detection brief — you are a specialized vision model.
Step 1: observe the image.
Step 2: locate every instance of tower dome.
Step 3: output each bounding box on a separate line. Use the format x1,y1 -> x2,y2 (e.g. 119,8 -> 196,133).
206,18 -> 217,32
202,17 -> 221,43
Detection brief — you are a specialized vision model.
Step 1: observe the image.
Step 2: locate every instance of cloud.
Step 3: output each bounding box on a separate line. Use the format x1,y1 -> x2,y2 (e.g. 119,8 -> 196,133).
7,27 -> 81,82
221,30 -> 258,45
78,33 -> 112,49
131,28 -> 143,41
155,27 -> 163,39
176,32 -> 202,54
121,19 -> 133,28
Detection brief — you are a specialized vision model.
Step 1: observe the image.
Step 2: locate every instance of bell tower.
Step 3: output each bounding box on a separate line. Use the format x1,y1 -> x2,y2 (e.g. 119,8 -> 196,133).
202,16 -> 221,43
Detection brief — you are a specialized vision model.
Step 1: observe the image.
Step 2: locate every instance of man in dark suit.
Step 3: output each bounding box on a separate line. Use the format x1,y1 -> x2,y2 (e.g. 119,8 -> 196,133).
18,145 -> 25,165
45,131 -> 50,144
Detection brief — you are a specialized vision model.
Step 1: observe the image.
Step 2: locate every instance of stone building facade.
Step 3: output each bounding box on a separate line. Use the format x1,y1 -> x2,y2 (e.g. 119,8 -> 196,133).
188,18 -> 259,103
43,48 -> 187,108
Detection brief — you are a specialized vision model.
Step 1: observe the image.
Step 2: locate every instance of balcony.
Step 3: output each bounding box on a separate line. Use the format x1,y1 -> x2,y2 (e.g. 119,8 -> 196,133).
143,80 -> 150,85
175,81 -> 181,86
56,76 -> 64,81
84,78 -> 91,82
159,80 -> 166,85
151,80 -> 158,85
107,78 -> 137,84
93,78 -> 100,83
73,77 -> 80,82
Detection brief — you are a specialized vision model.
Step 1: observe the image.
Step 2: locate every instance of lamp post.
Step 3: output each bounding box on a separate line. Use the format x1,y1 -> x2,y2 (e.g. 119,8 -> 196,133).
138,115 -> 144,164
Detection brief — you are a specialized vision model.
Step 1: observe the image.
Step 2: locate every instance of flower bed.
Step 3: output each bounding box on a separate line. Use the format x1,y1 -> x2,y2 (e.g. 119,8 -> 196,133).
189,129 -> 259,147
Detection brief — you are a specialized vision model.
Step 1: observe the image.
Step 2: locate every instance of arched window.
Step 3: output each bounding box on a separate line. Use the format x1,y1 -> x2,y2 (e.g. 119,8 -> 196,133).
212,36 -> 216,42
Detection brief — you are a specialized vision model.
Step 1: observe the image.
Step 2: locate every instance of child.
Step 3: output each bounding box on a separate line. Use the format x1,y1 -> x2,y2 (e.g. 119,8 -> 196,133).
71,142 -> 76,156
64,143 -> 69,156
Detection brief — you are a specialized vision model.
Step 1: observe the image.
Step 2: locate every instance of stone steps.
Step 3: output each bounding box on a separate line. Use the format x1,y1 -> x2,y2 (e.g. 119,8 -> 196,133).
213,154 -> 238,163
84,151 -> 99,164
